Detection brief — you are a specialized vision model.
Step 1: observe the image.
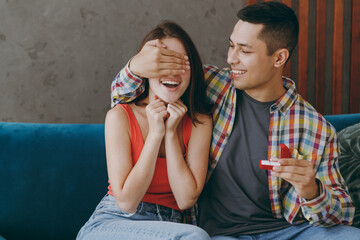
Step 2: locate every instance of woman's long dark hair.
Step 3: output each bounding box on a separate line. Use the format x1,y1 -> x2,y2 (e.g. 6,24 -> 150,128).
136,20 -> 212,125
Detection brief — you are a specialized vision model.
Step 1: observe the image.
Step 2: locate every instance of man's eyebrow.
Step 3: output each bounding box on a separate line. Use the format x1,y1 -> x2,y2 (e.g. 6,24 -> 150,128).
229,37 -> 253,48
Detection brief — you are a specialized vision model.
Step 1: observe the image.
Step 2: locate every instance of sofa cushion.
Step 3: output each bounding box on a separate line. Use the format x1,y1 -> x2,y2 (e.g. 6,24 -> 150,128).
0,123 -> 108,240
337,123 -> 360,228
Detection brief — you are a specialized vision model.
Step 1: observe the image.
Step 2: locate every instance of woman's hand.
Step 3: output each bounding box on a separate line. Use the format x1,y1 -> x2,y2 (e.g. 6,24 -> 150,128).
165,100 -> 188,133
145,98 -> 168,139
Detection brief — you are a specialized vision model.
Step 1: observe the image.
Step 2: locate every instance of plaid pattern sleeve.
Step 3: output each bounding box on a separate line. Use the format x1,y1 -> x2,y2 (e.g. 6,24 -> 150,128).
299,129 -> 354,226
203,65 -> 232,104
110,63 -> 145,108
267,78 -> 355,226
202,65 -> 236,178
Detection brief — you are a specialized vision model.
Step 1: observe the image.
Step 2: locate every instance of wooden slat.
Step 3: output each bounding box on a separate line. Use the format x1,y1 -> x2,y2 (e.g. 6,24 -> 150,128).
350,0 -> 360,113
282,0 -> 292,78
247,0 -> 257,6
332,0 -> 344,114
298,0 -> 309,98
315,0 -> 326,114
281,0 -> 292,7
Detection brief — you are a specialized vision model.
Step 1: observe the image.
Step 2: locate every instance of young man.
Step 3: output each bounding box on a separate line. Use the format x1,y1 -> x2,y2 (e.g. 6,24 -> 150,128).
110,1 -> 360,239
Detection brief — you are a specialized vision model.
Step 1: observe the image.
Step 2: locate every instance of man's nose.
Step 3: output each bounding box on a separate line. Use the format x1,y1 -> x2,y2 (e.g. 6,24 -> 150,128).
227,49 -> 239,65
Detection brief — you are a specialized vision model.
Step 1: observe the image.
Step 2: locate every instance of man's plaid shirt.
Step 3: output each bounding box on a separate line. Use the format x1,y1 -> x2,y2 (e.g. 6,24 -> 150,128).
110,64 -> 354,227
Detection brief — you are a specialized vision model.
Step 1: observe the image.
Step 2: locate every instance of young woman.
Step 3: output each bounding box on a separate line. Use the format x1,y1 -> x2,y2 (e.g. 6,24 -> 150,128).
76,21 -> 212,240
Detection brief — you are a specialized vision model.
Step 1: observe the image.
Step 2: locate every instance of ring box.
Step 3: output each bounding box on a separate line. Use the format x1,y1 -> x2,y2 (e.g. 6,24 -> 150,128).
260,160 -> 280,170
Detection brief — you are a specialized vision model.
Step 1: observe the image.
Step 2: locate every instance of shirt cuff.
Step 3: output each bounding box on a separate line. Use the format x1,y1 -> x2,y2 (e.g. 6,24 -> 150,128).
300,179 -> 325,205
126,58 -> 143,83
300,179 -> 328,222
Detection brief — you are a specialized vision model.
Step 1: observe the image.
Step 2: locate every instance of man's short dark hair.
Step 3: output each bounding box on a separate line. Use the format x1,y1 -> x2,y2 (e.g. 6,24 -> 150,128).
237,1 -> 299,58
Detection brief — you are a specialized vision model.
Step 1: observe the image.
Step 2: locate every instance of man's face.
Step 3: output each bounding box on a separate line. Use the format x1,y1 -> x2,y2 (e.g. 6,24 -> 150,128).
228,20 -> 278,99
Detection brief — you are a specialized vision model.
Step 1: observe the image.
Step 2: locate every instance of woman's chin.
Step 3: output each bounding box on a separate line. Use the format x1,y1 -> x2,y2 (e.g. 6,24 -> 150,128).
158,95 -> 180,104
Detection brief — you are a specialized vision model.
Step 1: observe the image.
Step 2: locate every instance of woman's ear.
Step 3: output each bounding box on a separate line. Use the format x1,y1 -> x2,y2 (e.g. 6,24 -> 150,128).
273,48 -> 289,68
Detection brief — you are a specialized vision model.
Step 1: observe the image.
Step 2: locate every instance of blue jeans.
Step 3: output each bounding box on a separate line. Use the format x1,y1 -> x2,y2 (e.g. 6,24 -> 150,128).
211,222 -> 360,240
76,194 -> 210,240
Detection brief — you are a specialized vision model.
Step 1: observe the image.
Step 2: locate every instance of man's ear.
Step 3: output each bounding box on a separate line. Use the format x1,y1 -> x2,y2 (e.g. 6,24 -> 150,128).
273,48 -> 289,68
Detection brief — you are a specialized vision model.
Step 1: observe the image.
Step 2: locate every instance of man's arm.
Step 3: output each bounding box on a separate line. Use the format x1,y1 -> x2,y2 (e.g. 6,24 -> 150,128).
203,64 -> 232,106
299,133 -> 355,226
274,129 -> 355,226
110,64 -> 146,107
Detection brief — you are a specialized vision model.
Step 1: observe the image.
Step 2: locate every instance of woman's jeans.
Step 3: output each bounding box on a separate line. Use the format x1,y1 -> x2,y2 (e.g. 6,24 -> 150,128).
76,194 -> 210,240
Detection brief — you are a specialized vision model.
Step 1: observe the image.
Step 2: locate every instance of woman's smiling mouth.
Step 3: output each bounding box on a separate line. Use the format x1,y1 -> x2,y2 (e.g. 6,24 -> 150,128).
161,80 -> 180,88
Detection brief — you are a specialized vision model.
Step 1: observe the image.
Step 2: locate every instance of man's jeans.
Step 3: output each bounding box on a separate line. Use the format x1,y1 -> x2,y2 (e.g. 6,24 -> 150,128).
211,221 -> 360,240
76,194 -> 210,240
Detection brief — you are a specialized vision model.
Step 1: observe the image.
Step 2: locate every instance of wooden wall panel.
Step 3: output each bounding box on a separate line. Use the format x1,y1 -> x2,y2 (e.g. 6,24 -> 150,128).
315,0 -> 327,114
350,0 -> 360,113
332,0 -> 344,114
282,0 -> 292,78
298,0 -> 309,98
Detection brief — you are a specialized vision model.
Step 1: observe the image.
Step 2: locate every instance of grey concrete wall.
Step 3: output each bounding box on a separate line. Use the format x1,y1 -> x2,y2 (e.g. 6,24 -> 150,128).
0,0 -> 245,123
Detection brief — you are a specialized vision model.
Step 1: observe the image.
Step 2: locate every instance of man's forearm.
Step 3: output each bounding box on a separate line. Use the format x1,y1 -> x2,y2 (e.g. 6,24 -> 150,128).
110,63 -> 146,107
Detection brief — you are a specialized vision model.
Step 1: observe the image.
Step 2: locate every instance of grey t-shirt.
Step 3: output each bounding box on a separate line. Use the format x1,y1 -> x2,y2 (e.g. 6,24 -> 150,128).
198,89 -> 290,236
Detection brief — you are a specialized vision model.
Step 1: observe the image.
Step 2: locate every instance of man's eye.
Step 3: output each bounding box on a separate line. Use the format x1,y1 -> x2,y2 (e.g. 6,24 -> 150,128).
241,49 -> 250,54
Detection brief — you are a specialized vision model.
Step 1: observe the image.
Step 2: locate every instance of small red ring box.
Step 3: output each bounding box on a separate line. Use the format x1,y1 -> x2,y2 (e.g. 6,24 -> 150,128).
260,160 -> 280,170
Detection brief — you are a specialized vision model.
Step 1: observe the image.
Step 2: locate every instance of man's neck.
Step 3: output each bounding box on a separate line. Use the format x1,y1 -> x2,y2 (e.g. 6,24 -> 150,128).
244,77 -> 286,103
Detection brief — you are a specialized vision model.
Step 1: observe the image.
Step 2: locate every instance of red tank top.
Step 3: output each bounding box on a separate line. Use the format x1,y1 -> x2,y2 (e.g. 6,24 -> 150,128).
107,104 -> 192,211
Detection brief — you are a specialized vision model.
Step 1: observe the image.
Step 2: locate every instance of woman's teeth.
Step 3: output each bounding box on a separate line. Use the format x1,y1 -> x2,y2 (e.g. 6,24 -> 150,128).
161,81 -> 180,88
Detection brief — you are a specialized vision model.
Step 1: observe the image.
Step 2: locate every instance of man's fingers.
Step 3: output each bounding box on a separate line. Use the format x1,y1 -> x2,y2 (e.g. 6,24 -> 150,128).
159,57 -> 190,68
159,48 -> 188,60
273,172 -> 304,182
157,69 -> 187,76
144,39 -> 165,47
278,158 -> 312,167
158,62 -> 189,70
273,165 -> 307,176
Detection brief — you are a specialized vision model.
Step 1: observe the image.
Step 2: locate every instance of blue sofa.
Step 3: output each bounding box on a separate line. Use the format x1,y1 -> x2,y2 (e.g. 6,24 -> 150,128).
1,114 -> 360,240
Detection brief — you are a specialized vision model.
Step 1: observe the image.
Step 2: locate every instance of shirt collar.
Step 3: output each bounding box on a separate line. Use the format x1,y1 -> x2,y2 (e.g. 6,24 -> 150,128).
270,77 -> 298,114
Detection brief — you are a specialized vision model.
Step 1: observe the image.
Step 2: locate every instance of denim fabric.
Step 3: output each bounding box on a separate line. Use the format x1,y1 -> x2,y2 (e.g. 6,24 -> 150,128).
210,222 -> 360,240
76,194 -> 210,240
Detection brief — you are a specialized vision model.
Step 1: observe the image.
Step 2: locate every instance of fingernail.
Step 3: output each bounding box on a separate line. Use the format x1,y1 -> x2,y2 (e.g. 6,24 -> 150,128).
184,55 -> 188,60
185,66 -> 190,70
186,61 -> 190,65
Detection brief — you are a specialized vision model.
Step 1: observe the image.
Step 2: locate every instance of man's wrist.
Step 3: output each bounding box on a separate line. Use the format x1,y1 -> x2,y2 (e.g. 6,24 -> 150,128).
127,57 -> 133,73
305,179 -> 322,201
